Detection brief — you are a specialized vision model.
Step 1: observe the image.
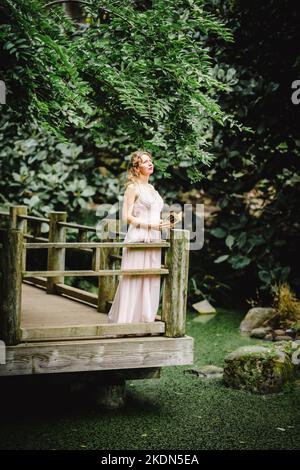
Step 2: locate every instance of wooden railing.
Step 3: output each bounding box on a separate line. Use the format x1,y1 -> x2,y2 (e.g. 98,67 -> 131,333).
0,205 -> 190,345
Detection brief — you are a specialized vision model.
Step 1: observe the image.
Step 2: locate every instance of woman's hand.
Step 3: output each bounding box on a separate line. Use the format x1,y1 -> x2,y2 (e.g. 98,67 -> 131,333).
150,220 -> 174,231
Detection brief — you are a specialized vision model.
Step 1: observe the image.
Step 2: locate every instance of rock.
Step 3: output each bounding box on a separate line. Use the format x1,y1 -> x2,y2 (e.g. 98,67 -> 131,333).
184,365 -> 223,379
240,308 -> 277,333
286,329 -> 295,338
274,335 -> 293,341
274,329 -> 286,336
265,326 -> 273,332
250,327 -> 267,339
223,345 -> 294,394
264,333 -> 274,341
192,299 -> 216,314
273,341 -> 300,368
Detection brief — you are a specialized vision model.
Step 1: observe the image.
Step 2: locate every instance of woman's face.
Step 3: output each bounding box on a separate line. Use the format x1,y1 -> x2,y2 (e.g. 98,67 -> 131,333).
138,154 -> 154,176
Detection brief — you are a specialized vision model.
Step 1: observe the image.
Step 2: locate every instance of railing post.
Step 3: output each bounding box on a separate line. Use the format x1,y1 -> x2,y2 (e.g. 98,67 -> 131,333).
0,229 -> 23,345
9,205 -> 28,272
47,211 -> 67,294
97,219 -> 119,313
78,228 -> 87,242
161,228 -> 190,337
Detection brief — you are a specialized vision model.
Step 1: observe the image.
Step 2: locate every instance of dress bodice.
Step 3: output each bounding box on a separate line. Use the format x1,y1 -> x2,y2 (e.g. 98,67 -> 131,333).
124,182 -> 164,243
133,182 -> 164,217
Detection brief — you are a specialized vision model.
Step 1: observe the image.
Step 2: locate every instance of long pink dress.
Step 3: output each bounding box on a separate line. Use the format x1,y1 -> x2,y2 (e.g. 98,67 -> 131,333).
107,183 -> 164,323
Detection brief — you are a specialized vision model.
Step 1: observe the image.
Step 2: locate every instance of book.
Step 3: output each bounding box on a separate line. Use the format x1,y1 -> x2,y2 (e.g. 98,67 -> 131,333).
162,210 -> 183,225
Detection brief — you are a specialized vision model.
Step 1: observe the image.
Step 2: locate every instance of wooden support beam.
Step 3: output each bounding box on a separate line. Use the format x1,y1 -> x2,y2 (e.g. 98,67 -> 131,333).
0,336 -> 194,376
162,229 -> 190,337
47,212 -> 67,294
9,205 -> 28,271
98,219 -> 121,313
0,229 -> 23,345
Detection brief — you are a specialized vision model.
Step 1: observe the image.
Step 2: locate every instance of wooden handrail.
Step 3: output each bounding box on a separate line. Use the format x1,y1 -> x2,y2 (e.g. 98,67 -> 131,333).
24,241 -> 170,249
17,214 -> 49,223
23,268 -> 169,277
57,221 -> 98,231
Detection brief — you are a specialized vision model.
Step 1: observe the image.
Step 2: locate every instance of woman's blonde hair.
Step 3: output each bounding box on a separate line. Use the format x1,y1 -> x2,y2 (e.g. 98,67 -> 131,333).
124,150 -> 153,189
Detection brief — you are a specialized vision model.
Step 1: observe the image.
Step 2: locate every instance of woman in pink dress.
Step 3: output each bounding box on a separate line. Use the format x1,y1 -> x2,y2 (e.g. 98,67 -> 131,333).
107,150 -> 174,324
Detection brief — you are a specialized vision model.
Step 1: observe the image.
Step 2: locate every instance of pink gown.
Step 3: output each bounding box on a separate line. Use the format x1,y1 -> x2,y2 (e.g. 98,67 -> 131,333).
107,183 -> 164,323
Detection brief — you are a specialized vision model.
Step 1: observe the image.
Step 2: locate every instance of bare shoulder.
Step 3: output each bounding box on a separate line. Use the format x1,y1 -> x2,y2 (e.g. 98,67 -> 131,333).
124,183 -> 139,199
126,182 -> 139,192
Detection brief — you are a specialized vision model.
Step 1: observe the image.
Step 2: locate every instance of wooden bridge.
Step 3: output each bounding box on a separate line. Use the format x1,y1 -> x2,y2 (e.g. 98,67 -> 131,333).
0,205 -> 193,392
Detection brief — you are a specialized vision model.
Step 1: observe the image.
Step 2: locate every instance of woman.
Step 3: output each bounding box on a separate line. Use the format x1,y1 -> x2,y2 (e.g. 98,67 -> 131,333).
107,150 -> 174,324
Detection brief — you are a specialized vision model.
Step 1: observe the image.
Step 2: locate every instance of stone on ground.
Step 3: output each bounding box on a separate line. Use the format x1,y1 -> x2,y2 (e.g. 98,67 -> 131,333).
192,299 -> 216,314
240,307 -> 277,333
223,345 -> 294,394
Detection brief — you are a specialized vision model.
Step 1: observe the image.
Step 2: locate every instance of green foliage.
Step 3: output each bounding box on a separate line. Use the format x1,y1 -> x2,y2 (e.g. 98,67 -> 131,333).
0,129 -> 112,214
0,0 -> 242,197
189,0 -> 300,306
0,0 -> 93,134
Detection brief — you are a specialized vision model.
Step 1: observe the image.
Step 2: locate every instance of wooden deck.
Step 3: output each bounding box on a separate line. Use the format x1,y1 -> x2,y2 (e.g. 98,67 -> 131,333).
20,283 -> 165,341
0,208 -> 194,379
0,282 -> 194,377
0,335 -> 194,376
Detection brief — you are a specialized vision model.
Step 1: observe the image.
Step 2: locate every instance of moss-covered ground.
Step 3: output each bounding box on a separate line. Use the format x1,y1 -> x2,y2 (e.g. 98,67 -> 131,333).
0,308 -> 299,450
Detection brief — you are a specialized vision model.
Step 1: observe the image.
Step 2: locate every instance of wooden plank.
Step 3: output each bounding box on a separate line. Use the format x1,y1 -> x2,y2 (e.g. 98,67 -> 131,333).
20,321 -> 165,341
23,276 -> 47,288
58,221 -> 97,231
23,268 -> 169,277
55,282 -> 98,306
21,283 -> 106,328
25,241 -> 170,249
47,212 -> 67,293
162,229 -> 190,337
0,229 -> 23,345
0,335 -> 194,376
17,214 -> 49,223
23,233 -> 48,242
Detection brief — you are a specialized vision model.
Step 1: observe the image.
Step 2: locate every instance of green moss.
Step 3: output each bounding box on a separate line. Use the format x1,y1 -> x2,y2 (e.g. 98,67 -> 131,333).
223,344 -> 294,394
0,308 -> 299,450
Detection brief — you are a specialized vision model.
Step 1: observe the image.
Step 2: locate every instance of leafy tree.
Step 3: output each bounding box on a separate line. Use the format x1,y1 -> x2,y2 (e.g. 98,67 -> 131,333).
189,0 -> 300,307
0,0 -> 243,217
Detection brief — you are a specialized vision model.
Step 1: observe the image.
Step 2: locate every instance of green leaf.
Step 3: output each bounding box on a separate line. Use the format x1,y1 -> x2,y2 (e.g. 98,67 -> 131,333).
210,228 -> 227,238
229,255 -> 251,270
225,235 -> 235,250
214,254 -> 229,263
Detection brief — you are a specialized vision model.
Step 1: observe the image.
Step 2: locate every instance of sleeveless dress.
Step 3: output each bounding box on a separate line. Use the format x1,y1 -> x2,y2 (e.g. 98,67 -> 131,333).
107,183 -> 164,323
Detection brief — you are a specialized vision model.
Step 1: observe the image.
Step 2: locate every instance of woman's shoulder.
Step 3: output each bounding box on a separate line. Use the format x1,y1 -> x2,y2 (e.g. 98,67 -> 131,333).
125,182 -> 140,197
126,182 -> 139,191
